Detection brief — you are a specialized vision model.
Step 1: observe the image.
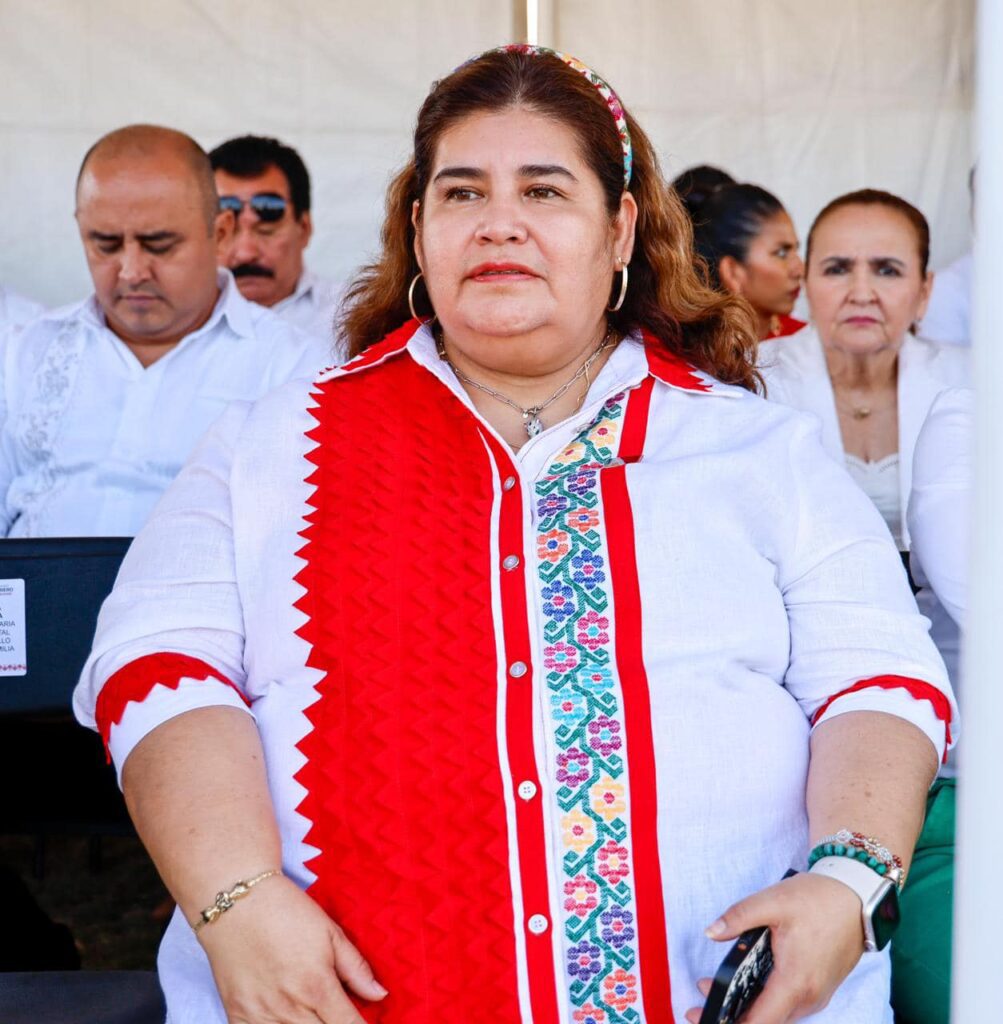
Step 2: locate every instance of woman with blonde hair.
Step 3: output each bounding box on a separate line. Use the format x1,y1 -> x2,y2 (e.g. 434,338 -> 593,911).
75,48 -> 953,1024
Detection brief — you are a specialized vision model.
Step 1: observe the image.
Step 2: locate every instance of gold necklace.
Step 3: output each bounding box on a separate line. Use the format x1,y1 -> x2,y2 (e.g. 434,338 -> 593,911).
834,397 -> 896,421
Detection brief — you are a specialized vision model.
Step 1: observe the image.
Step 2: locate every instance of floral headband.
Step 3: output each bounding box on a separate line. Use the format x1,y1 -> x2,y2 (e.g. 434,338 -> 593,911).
485,44 -> 634,188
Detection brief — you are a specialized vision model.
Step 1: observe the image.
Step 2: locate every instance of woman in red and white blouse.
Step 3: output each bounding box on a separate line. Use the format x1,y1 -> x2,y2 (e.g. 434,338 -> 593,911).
75,48 -> 953,1024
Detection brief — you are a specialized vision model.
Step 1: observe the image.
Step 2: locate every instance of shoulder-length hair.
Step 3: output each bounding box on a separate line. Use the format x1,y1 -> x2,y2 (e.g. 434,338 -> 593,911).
339,48 -> 761,392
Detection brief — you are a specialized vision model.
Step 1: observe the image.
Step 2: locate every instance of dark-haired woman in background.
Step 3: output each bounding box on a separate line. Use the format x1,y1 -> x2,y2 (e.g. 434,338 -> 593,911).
691,183 -> 806,340
670,163 -> 735,220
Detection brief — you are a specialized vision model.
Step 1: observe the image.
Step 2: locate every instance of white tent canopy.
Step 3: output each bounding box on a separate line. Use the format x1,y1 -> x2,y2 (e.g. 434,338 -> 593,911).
551,1 -> 973,269
0,0 -> 973,307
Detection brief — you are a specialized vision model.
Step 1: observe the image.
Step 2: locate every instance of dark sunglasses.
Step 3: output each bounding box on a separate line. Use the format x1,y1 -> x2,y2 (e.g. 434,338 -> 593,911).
219,192 -> 288,223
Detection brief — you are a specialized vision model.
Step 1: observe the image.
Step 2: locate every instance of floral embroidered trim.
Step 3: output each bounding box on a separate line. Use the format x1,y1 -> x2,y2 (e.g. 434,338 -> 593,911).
12,318 -> 89,534
536,393 -> 642,1022
495,45 -> 632,186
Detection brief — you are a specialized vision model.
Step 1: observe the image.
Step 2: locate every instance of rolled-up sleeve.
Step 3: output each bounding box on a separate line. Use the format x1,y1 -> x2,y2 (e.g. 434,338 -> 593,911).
778,416 -> 958,763
73,400 -> 255,780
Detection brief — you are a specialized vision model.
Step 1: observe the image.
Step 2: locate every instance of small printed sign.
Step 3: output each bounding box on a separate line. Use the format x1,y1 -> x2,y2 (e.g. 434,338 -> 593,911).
0,579 -> 27,676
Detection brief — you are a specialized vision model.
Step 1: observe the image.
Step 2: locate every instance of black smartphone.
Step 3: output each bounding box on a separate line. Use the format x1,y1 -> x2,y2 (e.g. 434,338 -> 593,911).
698,924 -> 774,1024
698,870 -> 797,1024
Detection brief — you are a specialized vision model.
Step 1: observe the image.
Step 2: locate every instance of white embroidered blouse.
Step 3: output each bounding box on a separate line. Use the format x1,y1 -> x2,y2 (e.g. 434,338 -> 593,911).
74,322 -> 955,1024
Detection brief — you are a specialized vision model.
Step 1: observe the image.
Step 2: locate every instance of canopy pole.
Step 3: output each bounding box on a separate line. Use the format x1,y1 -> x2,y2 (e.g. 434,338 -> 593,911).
951,2 -> 1003,1019
526,0 -> 556,48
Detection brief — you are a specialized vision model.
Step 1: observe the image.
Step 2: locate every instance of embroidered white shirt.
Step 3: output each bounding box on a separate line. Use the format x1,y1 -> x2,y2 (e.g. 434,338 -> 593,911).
0,271 -> 334,537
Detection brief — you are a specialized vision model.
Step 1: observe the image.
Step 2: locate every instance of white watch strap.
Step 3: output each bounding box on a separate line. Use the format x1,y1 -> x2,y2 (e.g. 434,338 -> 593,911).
809,855 -> 888,905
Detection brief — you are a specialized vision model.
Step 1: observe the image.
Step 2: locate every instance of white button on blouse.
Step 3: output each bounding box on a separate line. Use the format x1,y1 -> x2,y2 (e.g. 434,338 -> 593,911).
517,781 -> 538,801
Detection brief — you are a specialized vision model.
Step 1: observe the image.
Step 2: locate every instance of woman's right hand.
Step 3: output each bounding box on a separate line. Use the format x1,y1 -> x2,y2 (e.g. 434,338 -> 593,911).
196,873 -> 388,1024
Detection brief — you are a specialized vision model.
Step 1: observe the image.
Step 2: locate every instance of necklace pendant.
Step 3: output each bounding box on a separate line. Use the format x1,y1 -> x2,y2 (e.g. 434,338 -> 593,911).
853,407 -> 872,420
525,415 -> 544,438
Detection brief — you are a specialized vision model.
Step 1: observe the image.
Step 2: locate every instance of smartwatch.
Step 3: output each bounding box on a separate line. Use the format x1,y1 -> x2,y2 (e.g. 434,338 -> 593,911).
808,855 -> 902,952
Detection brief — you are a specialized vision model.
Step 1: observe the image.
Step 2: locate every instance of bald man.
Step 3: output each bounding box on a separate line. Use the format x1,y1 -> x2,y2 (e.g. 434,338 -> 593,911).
0,124 -> 333,537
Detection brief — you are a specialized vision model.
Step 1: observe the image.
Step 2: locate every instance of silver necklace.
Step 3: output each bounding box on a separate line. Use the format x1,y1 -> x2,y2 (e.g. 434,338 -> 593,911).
438,330 -> 615,439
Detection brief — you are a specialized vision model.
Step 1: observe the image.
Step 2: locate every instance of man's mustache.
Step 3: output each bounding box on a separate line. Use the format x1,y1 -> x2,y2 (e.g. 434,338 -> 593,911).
232,263 -> 275,279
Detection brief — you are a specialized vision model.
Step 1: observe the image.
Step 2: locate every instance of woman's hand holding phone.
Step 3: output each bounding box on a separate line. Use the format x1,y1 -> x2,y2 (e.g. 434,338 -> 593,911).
685,871 -> 865,1024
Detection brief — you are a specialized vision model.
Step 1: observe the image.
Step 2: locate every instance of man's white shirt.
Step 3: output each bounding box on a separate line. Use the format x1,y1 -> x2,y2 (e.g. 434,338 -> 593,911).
0,286 -> 45,331
0,271 -> 334,537
270,268 -> 345,355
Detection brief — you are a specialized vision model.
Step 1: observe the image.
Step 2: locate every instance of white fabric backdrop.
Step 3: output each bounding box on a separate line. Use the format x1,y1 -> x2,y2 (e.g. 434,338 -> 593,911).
0,0 -> 973,308
0,0 -> 518,307
553,0 -> 975,281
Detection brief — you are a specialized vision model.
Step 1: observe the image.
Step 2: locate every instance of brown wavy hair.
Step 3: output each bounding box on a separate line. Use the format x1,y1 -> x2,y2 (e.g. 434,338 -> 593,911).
339,48 -> 760,391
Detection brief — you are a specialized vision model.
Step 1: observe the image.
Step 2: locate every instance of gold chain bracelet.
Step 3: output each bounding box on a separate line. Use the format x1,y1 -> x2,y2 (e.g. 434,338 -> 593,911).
192,869 -> 280,933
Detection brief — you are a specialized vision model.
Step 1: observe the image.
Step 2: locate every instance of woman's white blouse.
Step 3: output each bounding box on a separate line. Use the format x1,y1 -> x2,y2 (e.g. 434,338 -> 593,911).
845,454 -> 902,548
909,387 -> 973,628
759,326 -> 969,747
758,326 -> 970,549
74,324 -> 955,1024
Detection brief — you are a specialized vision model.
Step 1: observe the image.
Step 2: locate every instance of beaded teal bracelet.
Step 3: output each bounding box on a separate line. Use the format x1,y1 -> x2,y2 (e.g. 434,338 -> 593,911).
807,829 -> 905,889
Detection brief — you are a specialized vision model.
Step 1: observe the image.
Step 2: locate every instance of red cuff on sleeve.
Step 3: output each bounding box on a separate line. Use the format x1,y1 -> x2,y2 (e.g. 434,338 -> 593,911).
94,652 -> 247,757
810,674 -> 953,763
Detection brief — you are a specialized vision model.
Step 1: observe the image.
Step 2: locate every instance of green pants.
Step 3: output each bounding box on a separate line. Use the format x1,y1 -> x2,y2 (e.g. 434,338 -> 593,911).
890,777 -> 955,1024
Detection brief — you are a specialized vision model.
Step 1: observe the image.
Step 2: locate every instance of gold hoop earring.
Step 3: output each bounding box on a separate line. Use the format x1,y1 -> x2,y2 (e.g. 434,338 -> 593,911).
608,258 -> 629,313
408,272 -> 437,325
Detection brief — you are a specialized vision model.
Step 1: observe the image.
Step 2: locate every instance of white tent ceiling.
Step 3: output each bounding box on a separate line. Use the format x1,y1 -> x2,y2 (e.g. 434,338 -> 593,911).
0,0 -> 974,308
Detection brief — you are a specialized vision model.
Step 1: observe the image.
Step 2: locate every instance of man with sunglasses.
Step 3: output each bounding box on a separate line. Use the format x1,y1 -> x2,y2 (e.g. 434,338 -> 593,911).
210,136 -> 343,346
0,124 -> 331,538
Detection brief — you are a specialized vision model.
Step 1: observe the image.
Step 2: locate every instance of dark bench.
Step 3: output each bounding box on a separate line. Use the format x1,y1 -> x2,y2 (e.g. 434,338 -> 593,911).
0,539 -> 164,1024
0,538 -> 133,862
0,970 -> 165,1024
